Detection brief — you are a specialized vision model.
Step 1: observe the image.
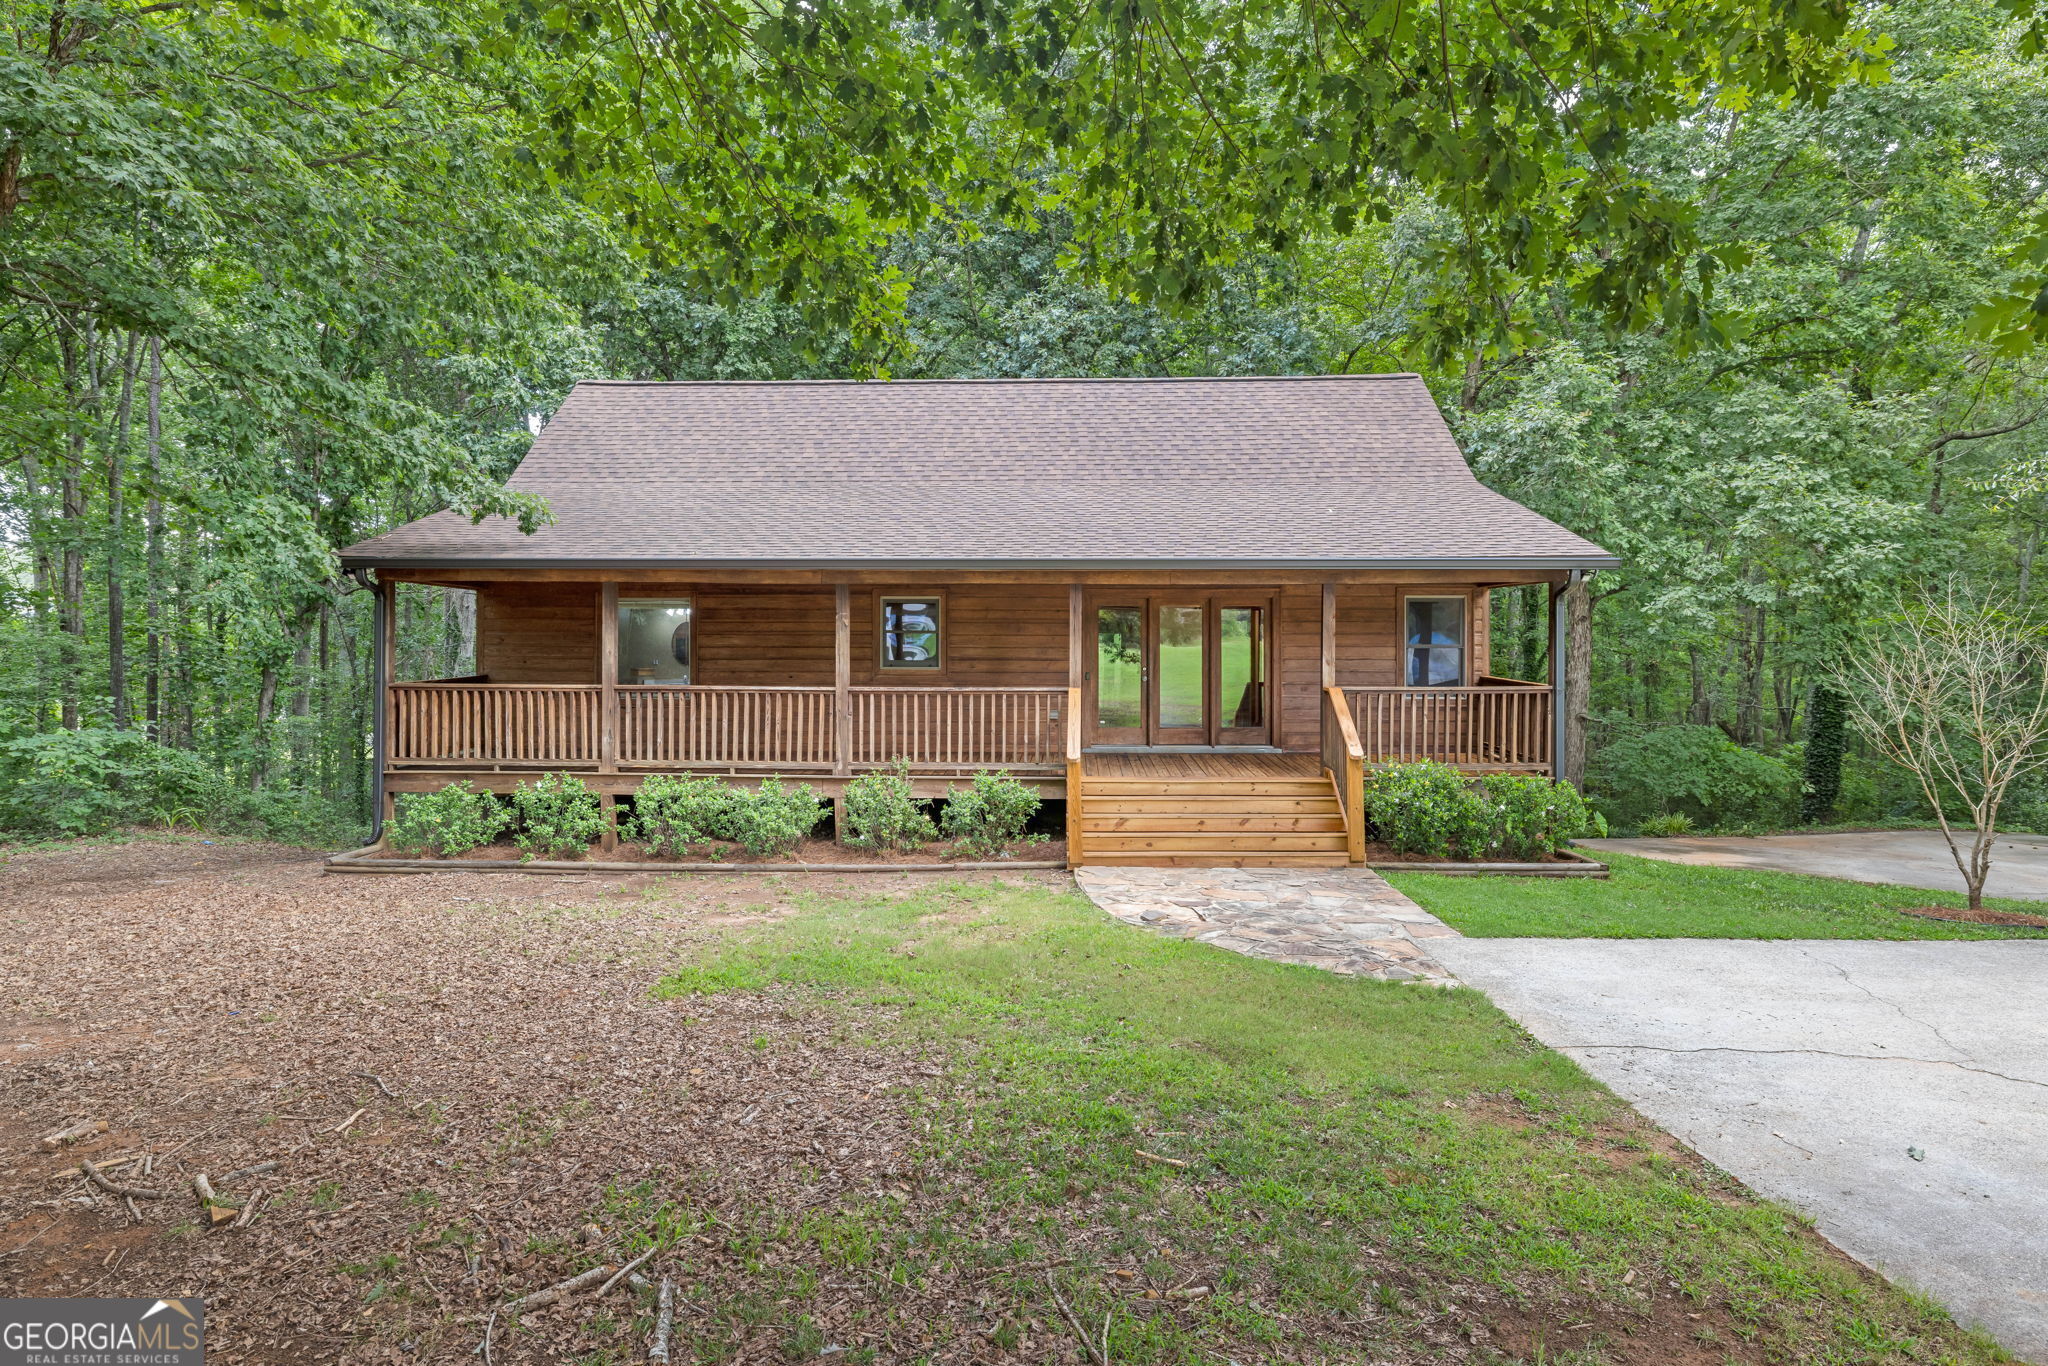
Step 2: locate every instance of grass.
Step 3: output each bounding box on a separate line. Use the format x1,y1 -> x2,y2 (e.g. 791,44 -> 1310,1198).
630,876 -> 2006,1364
1387,851 -> 2048,940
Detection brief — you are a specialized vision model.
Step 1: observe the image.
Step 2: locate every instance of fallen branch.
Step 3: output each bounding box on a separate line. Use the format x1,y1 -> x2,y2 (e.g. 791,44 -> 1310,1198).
149,1125 -> 219,1164
231,1188 -> 265,1229
351,1070 -> 396,1100
647,1277 -> 674,1364
1046,1279 -> 1111,1366
78,1159 -> 168,1201
500,1263 -> 615,1316
1133,1149 -> 1187,1169
596,1245 -> 658,1297
41,1119 -> 107,1149
55,1154 -> 141,1180
328,1107 -> 368,1136
219,1161 -> 278,1185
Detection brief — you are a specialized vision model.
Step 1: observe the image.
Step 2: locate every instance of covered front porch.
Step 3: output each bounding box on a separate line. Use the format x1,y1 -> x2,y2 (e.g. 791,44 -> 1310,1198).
371,571 -> 1569,866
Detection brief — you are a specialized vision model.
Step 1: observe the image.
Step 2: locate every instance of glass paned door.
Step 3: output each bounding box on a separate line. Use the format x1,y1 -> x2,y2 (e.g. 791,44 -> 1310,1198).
1092,605 -> 1145,745
1152,603 -> 1209,743
1086,594 -> 1273,746
1216,604 -> 1267,743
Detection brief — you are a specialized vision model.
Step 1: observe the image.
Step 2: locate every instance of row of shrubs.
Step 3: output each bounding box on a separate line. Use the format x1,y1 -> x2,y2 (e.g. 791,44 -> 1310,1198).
1362,761 -> 1598,861
385,761 -> 1044,862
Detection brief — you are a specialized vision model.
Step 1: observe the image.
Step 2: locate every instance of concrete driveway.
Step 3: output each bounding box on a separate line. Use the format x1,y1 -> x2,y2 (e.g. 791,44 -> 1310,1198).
1580,829 -> 2048,900
1432,937 -> 2048,1361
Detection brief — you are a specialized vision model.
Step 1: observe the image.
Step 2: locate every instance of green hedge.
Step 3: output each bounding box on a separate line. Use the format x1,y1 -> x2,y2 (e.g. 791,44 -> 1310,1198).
1362,761 -> 1595,860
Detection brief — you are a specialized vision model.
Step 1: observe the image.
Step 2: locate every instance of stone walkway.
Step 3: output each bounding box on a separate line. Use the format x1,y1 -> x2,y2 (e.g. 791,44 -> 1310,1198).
1073,865 -> 1462,983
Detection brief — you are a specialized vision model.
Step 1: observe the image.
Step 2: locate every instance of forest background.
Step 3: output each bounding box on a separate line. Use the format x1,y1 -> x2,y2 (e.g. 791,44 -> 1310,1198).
4,0 -> 2046,843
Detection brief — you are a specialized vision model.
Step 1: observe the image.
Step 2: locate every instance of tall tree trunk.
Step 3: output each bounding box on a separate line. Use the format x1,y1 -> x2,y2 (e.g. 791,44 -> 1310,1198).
105,332 -> 140,729
56,320 -> 104,730
1564,576 -> 1591,789
252,664 -> 280,792
143,338 -> 165,738
1521,583 -> 1545,680
1688,646 -> 1710,726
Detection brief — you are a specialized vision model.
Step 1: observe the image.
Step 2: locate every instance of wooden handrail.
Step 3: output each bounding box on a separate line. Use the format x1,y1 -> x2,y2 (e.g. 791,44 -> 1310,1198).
1323,685 -> 1366,864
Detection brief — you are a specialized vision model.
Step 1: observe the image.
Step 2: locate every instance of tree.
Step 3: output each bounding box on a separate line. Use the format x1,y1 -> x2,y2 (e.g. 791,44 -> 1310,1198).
1836,587 -> 2048,908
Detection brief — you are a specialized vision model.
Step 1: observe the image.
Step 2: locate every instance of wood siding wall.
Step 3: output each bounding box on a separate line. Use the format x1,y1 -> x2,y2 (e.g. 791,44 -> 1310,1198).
467,578 -> 1494,751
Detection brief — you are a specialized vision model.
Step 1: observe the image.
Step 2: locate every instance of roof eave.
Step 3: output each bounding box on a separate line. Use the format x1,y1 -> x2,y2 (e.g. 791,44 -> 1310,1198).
341,553 -> 1620,573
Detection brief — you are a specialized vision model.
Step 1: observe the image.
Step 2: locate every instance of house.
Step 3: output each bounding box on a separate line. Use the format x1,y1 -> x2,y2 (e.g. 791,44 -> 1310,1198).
339,375 -> 1616,866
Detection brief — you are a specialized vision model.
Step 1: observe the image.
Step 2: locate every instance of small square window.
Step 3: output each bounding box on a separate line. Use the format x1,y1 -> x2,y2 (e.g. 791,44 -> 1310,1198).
881,597 -> 941,669
1405,597 -> 1465,687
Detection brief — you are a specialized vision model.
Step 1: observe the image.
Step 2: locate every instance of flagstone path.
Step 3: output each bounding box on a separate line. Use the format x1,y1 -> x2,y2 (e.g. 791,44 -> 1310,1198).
1073,865 -> 1462,983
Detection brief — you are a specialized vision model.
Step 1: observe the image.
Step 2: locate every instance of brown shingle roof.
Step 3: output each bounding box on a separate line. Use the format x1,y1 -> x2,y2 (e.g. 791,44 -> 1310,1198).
339,375 -> 1615,569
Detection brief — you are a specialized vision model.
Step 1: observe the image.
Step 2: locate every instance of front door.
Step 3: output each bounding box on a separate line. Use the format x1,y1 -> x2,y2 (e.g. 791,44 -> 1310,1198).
1086,594 -> 1273,747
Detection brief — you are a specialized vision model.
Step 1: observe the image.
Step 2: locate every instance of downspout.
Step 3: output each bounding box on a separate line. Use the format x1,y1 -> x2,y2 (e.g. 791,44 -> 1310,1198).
348,567 -> 386,845
1548,570 -> 1581,784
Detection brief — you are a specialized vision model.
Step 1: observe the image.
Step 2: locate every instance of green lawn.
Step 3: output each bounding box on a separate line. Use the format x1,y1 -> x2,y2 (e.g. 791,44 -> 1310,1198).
1387,851 -> 2048,940
628,876 -> 2004,1364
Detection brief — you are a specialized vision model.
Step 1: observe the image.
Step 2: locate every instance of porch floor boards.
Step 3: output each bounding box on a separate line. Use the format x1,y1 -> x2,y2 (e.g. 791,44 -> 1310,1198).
1082,751 -> 1321,781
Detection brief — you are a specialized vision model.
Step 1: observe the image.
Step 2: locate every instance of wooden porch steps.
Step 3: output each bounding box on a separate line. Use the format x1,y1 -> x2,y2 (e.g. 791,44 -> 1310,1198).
1078,772 -> 1350,867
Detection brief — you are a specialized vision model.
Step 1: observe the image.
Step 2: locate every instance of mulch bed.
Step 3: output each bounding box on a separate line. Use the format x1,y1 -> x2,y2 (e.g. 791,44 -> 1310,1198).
1900,904 -> 2048,928
397,836 -> 1063,866
1364,842 -> 1586,865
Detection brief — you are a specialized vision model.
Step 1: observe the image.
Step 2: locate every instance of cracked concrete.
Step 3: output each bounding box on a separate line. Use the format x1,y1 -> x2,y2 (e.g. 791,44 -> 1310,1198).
1432,936 -> 2048,1361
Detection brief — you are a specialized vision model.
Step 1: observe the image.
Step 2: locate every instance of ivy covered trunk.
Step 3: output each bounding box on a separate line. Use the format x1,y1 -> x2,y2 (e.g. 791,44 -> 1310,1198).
1800,684 -> 1847,824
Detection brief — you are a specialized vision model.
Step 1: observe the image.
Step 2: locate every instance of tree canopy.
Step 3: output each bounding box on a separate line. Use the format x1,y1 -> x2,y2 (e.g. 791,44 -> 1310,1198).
4,0 -> 2048,838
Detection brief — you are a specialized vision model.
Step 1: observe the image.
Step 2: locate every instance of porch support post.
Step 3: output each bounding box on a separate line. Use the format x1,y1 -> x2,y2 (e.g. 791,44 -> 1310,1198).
1068,583 -> 1085,689
834,582 -> 851,778
1320,582 -> 1336,689
597,583 -> 619,849
598,582 -> 618,773
1067,583 -> 1085,868
371,573 -> 393,846
1548,572 -> 1574,784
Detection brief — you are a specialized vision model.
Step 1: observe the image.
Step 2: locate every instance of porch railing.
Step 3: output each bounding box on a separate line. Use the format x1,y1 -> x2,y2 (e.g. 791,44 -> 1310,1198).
387,681 -> 1067,770
618,686 -> 836,768
388,683 -> 600,765
1346,684 -> 1554,771
850,687 -> 1065,768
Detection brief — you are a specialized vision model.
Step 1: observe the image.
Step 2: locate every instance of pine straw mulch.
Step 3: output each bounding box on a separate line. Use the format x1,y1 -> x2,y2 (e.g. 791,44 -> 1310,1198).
0,838 -> 1071,1363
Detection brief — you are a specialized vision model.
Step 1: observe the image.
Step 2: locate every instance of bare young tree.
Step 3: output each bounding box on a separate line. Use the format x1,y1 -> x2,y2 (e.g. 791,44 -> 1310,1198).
1836,586 -> 2048,909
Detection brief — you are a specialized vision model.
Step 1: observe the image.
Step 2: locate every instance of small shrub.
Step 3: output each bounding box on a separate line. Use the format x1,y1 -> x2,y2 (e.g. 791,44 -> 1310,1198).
1362,761 -> 1487,858
386,780 -> 509,856
1636,810 -> 1697,838
841,760 -> 935,850
1475,773 -> 1593,859
726,777 -> 825,858
511,772 -> 607,860
941,769 -> 1041,857
630,773 -> 744,857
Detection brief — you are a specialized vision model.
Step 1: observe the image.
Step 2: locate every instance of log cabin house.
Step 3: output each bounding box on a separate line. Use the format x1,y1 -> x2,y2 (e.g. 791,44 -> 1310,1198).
339,375 -> 1616,866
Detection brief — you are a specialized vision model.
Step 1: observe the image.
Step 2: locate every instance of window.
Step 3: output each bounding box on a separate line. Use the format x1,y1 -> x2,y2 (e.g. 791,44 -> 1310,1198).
618,598 -> 692,684
1405,597 -> 1465,687
880,597 -> 941,669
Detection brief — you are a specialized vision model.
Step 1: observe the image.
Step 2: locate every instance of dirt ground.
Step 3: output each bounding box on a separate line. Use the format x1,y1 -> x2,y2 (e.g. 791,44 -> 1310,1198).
0,838 -> 1065,1363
